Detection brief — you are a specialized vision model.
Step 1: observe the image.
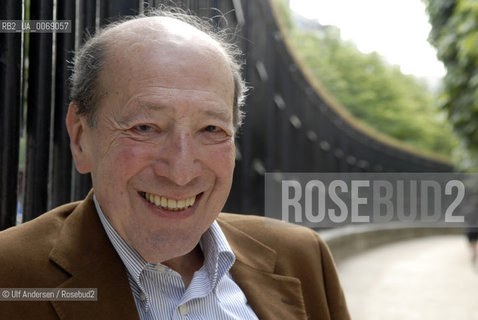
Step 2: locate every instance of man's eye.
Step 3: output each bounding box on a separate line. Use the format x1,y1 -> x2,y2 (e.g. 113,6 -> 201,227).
134,125 -> 154,133
204,125 -> 220,133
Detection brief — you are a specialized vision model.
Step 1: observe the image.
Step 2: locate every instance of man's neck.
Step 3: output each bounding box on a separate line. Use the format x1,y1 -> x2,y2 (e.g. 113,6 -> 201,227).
162,244 -> 204,287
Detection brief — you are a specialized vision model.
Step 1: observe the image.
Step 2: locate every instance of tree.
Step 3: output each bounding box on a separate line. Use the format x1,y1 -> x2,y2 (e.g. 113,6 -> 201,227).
424,0 -> 478,168
274,0 -> 458,157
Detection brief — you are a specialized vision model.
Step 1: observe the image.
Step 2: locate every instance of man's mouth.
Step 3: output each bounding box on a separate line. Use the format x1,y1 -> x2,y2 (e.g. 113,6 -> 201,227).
140,192 -> 198,211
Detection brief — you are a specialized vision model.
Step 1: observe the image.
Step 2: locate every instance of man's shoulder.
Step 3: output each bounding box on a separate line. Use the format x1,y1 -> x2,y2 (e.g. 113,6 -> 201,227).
0,201 -> 81,281
0,201 -> 80,246
217,212 -> 323,251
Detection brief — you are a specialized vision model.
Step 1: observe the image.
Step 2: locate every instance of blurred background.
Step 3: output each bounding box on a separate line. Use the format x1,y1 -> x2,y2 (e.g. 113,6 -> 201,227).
1,0 -> 477,318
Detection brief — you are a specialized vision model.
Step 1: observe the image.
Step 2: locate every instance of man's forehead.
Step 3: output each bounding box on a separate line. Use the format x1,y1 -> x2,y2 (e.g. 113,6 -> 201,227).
139,100 -> 232,115
106,16 -> 219,50
95,15 -> 235,113
101,16 -> 229,76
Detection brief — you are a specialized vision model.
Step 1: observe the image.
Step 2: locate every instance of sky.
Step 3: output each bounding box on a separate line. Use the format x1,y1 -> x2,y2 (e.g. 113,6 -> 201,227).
289,0 -> 446,81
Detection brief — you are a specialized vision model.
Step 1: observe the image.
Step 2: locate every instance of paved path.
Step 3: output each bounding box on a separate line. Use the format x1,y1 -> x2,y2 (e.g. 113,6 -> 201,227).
336,235 -> 478,320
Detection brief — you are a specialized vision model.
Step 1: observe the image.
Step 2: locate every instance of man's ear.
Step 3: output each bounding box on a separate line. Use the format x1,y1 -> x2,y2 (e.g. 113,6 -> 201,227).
66,102 -> 93,174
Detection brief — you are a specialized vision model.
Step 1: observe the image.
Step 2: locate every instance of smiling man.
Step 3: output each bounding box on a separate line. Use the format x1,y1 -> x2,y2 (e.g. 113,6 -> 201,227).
0,8 -> 350,320
68,15 -> 238,287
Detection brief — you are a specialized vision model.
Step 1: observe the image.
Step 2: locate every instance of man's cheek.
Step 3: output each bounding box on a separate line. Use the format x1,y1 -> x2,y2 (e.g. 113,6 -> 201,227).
114,144 -> 154,166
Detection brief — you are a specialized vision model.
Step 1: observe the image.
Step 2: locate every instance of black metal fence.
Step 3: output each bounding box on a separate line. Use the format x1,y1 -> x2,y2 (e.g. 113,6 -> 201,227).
0,0 -> 453,231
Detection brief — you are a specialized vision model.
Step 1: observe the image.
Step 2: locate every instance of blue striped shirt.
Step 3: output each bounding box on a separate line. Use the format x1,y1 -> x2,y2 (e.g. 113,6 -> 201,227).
94,196 -> 258,319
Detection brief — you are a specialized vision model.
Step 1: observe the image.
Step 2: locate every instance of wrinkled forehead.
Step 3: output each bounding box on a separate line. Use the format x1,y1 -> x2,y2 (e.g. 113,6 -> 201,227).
105,17 -> 233,86
109,17 -> 220,48
95,16 -> 235,112
104,16 -> 230,70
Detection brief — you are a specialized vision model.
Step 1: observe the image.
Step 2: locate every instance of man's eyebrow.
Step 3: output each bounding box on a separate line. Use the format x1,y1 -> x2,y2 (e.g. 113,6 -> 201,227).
138,101 -> 167,111
202,109 -> 233,122
115,102 -> 165,125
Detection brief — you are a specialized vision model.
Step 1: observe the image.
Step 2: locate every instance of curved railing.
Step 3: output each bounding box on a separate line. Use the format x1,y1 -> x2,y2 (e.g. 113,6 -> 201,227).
0,0 -> 454,229
225,0 -> 453,214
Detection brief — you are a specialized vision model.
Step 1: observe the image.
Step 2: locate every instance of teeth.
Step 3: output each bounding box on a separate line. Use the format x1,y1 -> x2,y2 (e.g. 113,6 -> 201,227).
168,199 -> 176,209
143,192 -> 196,211
154,195 -> 161,207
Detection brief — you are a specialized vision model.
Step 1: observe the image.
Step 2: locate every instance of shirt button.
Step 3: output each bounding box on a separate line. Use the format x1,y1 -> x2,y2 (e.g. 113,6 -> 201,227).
139,292 -> 147,302
179,304 -> 189,316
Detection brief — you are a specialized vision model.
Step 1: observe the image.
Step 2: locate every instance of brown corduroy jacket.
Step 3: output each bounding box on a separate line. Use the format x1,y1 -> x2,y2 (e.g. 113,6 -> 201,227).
0,192 -> 350,319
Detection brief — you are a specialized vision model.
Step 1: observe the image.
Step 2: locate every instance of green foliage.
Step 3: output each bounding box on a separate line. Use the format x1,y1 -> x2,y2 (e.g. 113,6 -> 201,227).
273,0 -> 294,30
274,0 -> 458,158
424,0 -> 478,169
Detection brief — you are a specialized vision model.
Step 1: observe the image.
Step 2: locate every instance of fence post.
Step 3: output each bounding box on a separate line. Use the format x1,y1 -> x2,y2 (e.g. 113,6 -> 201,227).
0,0 -> 23,230
49,0 -> 76,209
22,0 -> 54,222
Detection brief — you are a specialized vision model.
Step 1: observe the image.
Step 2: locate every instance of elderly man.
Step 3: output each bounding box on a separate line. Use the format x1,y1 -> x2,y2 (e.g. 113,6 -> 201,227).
0,9 -> 350,320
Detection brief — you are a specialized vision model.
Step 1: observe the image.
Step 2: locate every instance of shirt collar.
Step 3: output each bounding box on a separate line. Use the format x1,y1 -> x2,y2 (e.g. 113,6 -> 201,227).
93,195 -> 235,289
94,195 -> 147,285
200,217 -> 236,288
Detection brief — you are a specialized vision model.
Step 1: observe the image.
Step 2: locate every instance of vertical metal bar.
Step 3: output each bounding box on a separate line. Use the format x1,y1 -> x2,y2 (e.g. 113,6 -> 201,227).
49,0 -> 76,208
98,0 -> 110,26
0,0 -> 23,230
80,0 -> 96,40
99,0 -> 140,26
70,0 -> 95,202
138,0 -> 145,14
238,0 -> 251,212
23,0 -> 54,222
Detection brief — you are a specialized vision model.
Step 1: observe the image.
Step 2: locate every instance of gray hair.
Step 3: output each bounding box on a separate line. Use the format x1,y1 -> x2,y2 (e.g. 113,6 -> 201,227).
70,7 -> 247,130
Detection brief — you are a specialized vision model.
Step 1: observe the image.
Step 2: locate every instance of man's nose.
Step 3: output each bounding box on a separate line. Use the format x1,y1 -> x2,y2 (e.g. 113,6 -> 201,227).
153,130 -> 201,186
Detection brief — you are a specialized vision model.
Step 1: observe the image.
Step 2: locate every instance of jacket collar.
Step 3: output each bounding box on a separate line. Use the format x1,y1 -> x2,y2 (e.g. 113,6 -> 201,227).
47,192 -> 307,320
218,215 -> 308,320
48,191 -> 140,320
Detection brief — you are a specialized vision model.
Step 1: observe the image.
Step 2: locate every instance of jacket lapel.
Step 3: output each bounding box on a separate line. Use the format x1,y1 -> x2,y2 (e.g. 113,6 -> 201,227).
218,217 -> 308,320
48,191 -> 140,320
45,194 -> 307,320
